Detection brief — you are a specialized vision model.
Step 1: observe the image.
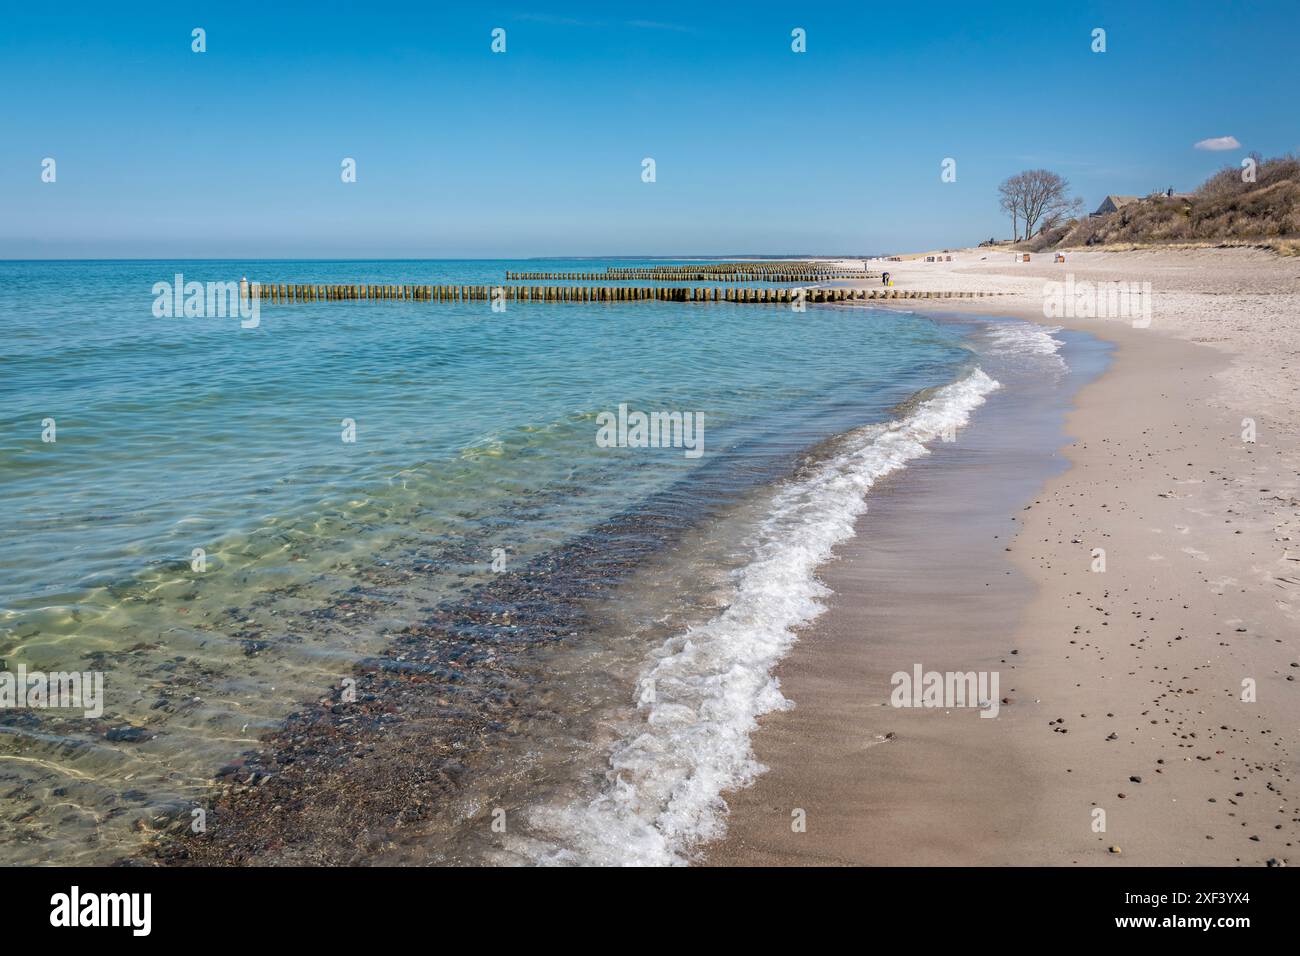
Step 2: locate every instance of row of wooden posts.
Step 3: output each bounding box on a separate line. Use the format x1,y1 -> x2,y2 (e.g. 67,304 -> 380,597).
603,261 -> 857,277
244,281 -> 1000,305
504,261 -> 863,279
502,270 -> 870,282
607,260 -> 848,275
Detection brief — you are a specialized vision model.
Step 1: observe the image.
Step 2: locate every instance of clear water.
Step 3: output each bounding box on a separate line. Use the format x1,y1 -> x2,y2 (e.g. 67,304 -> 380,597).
0,259 -> 980,865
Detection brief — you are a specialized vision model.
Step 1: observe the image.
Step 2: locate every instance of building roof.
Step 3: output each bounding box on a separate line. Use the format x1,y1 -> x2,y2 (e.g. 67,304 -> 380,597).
1091,194 -> 1142,216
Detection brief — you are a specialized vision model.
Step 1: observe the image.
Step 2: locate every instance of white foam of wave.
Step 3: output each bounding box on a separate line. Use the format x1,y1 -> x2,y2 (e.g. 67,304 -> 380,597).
510,367 -> 1001,866
984,321 -> 1066,366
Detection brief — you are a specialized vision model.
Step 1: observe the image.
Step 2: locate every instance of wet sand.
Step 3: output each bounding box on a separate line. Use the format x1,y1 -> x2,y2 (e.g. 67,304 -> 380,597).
709,249 -> 1300,866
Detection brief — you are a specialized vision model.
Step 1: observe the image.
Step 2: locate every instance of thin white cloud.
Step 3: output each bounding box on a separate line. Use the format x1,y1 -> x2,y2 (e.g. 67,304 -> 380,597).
1194,136 -> 1242,151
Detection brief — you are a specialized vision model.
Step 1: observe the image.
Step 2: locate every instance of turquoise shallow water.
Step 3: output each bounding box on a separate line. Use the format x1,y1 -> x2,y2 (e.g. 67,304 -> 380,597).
0,258 -> 977,863
1,259 -> 972,614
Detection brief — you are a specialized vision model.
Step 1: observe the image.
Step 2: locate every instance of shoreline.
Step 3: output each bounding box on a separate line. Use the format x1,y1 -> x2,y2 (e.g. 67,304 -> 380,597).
704,315 -> 1110,864
706,247 -> 1300,866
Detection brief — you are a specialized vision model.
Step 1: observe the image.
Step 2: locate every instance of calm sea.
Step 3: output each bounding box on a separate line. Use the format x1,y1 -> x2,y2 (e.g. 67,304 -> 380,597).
0,259 -> 1044,865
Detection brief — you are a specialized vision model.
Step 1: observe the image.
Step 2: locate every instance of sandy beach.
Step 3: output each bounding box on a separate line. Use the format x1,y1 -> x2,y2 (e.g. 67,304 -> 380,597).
708,247 -> 1300,866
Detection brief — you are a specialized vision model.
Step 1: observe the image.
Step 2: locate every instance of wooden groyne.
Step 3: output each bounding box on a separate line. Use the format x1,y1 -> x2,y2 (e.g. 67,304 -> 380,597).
510,260 -> 851,274
247,282 -> 1001,305
503,270 -> 870,282
605,261 -> 853,276
504,262 -> 871,282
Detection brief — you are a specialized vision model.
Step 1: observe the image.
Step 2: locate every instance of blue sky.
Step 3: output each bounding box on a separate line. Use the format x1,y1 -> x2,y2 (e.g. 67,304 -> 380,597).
2,1 -> 1295,257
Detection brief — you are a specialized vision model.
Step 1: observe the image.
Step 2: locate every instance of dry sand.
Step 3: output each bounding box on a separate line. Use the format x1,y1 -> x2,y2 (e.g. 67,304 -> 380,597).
707,247 -> 1300,866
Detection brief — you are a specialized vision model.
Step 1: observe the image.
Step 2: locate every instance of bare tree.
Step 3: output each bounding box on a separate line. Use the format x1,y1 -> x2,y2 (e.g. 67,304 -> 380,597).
1040,195 -> 1084,234
998,169 -> 1081,239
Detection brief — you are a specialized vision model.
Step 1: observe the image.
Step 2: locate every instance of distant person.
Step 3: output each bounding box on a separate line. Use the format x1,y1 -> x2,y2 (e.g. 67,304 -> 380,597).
881,271 -> 891,286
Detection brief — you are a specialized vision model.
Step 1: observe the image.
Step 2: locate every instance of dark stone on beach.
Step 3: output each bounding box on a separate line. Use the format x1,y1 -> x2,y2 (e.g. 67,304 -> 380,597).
1129,775 -> 1142,783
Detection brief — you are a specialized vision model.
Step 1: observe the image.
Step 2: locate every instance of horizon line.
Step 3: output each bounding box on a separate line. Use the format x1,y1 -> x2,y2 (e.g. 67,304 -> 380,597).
0,253 -> 893,263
